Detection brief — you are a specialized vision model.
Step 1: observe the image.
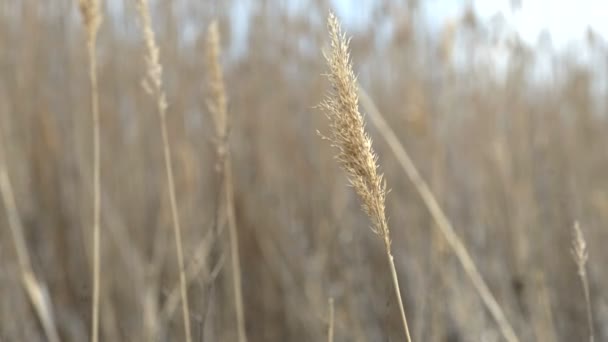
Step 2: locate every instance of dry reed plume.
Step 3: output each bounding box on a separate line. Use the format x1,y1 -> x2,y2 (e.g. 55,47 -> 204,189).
206,21 -> 247,342
572,222 -> 594,342
357,87 -> 520,342
77,0 -> 102,341
135,1 -> 192,341
320,12 -> 413,342
4,2 -> 608,341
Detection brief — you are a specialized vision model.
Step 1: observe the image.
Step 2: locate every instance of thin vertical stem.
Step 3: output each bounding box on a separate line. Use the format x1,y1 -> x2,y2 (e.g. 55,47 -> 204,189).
206,21 -> 246,342
225,162 -> 246,342
77,1 -> 102,340
135,1 -> 191,341
87,29 -> 102,342
0,140 -> 60,342
385,241 -> 413,342
160,93 -> 191,342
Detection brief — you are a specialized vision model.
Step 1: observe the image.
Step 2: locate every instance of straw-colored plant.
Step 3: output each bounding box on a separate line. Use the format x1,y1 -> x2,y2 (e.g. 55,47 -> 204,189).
320,12 -> 413,342
572,222 -> 594,342
206,21 -> 247,342
77,1 -> 102,341
0,140 -> 60,342
357,87 -> 520,342
135,1 -> 191,341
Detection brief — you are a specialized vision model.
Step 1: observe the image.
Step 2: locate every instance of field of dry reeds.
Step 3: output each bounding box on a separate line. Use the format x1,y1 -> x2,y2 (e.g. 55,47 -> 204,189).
1,1 -> 607,341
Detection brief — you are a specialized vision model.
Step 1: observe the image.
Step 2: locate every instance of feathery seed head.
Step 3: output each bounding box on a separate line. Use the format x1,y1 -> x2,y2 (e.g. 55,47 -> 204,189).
572,221 -> 588,276
78,0 -> 101,41
136,0 -> 164,98
321,12 -> 388,237
206,21 -> 228,140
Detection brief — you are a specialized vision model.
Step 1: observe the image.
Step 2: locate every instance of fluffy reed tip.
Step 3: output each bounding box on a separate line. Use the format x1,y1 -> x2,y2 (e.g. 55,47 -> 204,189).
78,0 -> 102,37
321,12 -> 388,237
572,221 -> 588,275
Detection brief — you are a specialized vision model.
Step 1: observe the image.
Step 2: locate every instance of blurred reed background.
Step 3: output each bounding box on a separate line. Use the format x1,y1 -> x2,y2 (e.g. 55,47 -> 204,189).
1,1 -> 607,341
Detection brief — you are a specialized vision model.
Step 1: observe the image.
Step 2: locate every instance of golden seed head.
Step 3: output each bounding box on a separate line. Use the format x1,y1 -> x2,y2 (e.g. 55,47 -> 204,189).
78,0 -> 102,40
572,221 -> 588,276
206,21 -> 228,139
321,12 -> 388,237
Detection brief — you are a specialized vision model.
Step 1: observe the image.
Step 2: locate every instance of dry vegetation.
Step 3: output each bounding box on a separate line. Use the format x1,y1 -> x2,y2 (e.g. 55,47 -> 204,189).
1,1 -> 607,341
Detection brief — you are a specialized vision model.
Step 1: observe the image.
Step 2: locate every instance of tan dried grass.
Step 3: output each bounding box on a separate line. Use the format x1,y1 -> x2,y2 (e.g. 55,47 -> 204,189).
135,1 -> 191,341
357,87 -> 520,342
205,21 -> 248,342
572,222 -> 594,342
320,12 -> 413,342
77,0 -> 102,340
0,133 -> 59,342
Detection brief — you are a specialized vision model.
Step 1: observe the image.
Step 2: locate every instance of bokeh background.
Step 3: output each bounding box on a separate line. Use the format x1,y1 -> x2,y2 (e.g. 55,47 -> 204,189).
1,0 -> 608,341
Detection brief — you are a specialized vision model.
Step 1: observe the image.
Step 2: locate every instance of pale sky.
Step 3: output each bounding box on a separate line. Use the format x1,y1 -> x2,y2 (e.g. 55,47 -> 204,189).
475,0 -> 606,48
334,0 -> 608,49
103,0 -> 607,77
104,0 -> 608,54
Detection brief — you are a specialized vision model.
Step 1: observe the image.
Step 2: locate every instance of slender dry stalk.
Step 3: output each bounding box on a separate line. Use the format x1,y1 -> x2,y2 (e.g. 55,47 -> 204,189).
159,228 -> 219,324
77,1 -> 102,341
0,138 -> 60,342
357,88 -> 520,342
205,21 -> 247,342
135,1 -> 191,341
327,297 -> 335,342
572,222 -> 594,342
320,12 -> 413,342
